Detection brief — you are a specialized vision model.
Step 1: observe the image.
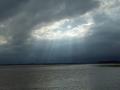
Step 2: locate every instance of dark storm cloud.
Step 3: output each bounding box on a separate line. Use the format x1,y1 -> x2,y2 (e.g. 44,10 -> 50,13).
2,0 -> 120,64
1,0 -> 99,42
2,0 -> 99,45
0,0 -> 28,21
74,3 -> 120,63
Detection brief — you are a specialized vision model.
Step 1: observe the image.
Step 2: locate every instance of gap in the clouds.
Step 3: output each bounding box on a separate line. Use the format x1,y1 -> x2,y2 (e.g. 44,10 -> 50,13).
30,13 -> 94,40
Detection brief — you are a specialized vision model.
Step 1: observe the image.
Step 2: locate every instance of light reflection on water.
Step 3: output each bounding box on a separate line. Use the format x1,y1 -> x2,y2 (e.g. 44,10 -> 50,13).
0,65 -> 119,90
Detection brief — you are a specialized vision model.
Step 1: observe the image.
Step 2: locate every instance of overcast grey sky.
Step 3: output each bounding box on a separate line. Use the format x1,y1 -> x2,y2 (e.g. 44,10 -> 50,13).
0,0 -> 120,64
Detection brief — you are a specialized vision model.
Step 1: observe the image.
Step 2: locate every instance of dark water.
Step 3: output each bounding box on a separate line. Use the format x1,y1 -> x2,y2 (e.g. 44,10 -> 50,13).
0,65 -> 119,90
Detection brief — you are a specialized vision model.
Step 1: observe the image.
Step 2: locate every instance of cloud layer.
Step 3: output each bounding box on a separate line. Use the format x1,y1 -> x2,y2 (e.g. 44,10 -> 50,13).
0,0 -> 120,64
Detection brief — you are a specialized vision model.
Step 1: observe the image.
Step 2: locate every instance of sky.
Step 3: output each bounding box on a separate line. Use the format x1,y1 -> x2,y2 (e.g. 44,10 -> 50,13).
0,0 -> 120,64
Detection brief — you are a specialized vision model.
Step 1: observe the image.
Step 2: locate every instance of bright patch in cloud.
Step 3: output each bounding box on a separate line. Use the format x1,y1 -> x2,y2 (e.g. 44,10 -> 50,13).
0,36 -> 8,45
31,15 -> 94,40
